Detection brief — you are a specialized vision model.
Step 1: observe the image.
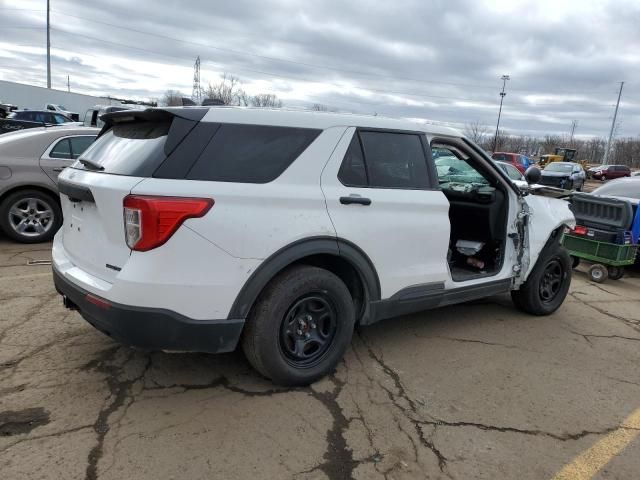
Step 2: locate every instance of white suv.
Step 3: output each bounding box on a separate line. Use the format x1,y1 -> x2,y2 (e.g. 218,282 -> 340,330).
53,107 -> 575,385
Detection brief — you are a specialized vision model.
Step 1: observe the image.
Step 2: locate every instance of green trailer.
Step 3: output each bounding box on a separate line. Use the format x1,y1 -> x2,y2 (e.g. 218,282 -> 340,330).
561,233 -> 638,282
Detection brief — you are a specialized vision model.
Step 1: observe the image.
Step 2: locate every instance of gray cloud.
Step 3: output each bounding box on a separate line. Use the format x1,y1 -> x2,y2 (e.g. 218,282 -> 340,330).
1,0 -> 638,137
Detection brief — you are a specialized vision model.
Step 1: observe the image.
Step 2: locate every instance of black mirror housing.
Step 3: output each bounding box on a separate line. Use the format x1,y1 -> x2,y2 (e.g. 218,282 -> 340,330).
525,166 -> 541,184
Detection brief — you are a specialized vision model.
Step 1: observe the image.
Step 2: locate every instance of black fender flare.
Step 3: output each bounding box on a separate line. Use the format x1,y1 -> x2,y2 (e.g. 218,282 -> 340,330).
227,236 -> 381,319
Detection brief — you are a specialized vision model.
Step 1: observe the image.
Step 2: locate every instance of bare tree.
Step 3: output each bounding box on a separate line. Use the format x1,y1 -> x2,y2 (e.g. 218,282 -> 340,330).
203,74 -> 247,106
162,90 -> 185,107
464,120 -> 489,145
311,103 -> 329,111
250,93 -> 283,108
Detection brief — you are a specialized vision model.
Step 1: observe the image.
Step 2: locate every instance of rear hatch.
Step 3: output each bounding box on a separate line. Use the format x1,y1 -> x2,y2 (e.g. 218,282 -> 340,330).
57,108 -> 209,282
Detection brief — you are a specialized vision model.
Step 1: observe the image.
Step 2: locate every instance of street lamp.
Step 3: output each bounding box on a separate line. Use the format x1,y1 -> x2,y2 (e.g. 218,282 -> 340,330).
493,74 -> 510,152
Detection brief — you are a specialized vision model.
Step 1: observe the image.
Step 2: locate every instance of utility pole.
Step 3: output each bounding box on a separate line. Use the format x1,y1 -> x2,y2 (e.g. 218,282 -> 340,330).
492,74 -> 510,152
569,120 -> 578,146
67,75 -> 70,92
603,81 -> 624,165
46,0 -> 51,88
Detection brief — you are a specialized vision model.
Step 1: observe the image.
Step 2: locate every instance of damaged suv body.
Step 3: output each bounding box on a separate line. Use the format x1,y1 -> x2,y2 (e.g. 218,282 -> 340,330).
52,107 -> 575,385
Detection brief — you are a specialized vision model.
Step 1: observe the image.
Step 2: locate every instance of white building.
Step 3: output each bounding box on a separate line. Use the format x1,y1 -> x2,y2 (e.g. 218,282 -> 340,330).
0,80 -> 122,117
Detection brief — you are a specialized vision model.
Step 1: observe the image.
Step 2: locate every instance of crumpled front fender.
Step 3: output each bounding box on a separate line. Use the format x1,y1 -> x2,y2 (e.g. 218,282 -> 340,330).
524,195 -> 576,278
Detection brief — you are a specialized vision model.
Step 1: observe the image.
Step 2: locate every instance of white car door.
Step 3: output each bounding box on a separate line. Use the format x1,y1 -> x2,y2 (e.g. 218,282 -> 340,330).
321,127 -> 451,299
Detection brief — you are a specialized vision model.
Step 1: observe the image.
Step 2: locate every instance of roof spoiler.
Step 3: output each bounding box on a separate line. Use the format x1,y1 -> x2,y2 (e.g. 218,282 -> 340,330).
101,107 -> 210,127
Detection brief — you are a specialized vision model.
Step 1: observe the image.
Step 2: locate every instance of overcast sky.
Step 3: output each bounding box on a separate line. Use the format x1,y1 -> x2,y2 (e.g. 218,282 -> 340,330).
1,0 -> 639,138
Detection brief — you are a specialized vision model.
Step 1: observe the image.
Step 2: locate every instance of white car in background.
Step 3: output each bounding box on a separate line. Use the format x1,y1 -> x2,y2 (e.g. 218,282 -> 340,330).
53,107 -> 575,385
46,104 -> 79,121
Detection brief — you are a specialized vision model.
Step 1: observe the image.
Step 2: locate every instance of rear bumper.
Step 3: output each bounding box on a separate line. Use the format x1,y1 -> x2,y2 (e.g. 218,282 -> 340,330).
53,267 -> 244,354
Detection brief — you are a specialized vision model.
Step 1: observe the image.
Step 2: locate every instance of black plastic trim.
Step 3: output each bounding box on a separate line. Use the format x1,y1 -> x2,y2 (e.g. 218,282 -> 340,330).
57,179 -> 95,203
370,278 -> 512,322
53,267 -> 244,354
102,107 -> 210,126
227,236 -> 381,320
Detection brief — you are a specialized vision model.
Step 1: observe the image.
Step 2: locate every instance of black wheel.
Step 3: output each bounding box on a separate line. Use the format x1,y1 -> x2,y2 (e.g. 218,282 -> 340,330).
512,243 -> 572,315
588,264 -> 608,283
607,266 -> 624,280
242,265 -> 355,386
0,189 -> 62,243
571,256 -> 581,269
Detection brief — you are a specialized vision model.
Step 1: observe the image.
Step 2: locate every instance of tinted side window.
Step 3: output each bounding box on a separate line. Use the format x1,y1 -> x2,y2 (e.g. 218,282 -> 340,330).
492,153 -> 507,162
69,136 -> 96,159
49,139 -> 72,159
359,131 -> 429,189
54,114 -> 68,124
187,124 -> 320,183
338,135 -> 367,187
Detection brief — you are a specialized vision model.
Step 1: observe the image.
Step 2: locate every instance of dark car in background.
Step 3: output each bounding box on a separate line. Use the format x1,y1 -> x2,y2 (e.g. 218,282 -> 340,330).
0,110 -> 79,136
539,162 -> 586,190
592,164 -> 631,181
491,152 -> 531,174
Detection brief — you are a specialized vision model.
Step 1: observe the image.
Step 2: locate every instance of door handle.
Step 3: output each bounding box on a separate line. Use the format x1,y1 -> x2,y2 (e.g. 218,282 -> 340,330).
340,195 -> 371,206
52,167 -> 66,172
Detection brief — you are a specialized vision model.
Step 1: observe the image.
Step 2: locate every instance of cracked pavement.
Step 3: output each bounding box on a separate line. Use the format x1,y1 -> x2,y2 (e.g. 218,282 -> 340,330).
1,239 -> 639,480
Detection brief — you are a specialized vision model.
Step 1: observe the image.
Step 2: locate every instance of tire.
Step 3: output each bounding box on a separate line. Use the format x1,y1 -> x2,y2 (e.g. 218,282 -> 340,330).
607,266 -> 624,280
588,264 -> 608,283
571,256 -> 581,269
601,175 -> 606,181
511,243 -> 572,315
0,189 -> 62,243
242,265 -> 355,386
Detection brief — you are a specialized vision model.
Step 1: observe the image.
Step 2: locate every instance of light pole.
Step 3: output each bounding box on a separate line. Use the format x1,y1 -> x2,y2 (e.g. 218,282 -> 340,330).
493,74 -> 510,152
46,0 -> 51,88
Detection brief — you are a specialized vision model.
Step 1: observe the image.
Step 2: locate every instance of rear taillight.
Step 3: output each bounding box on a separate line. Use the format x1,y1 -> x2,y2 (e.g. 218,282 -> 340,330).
572,225 -> 588,236
123,195 -> 213,251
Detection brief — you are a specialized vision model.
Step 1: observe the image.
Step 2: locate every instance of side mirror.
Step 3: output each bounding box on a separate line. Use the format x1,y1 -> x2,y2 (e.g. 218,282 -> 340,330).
525,166 -> 541,184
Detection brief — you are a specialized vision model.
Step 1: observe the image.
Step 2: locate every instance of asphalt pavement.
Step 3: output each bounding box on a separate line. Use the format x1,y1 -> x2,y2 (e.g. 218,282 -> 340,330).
1,239 -> 639,480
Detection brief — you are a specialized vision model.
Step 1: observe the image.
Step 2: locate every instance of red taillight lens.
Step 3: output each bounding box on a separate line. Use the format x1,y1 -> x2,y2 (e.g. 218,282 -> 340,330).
123,195 -> 213,251
572,225 -> 588,236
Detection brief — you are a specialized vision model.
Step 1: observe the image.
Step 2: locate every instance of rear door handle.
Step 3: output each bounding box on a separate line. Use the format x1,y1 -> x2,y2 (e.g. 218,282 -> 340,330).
53,167 -> 66,172
340,196 -> 371,206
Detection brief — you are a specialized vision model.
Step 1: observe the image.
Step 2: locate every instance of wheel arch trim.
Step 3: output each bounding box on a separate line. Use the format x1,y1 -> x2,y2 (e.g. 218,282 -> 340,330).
227,236 -> 381,320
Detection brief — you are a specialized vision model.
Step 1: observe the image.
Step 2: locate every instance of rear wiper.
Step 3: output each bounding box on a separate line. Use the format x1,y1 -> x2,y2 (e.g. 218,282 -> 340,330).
79,159 -> 104,171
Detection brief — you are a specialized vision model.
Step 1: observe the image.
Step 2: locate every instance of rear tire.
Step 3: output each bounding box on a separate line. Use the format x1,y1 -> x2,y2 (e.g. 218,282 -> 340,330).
512,243 -> 572,315
242,265 -> 355,386
607,266 -> 624,280
0,189 -> 62,243
588,264 -> 608,283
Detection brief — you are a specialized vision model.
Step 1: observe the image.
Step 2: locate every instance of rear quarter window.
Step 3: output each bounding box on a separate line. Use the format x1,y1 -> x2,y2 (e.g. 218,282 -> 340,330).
186,124 -> 320,183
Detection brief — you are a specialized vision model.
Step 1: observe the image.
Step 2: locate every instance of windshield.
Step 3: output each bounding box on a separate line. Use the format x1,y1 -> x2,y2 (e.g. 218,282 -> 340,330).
73,121 -> 169,175
591,180 -> 640,200
545,163 -> 573,172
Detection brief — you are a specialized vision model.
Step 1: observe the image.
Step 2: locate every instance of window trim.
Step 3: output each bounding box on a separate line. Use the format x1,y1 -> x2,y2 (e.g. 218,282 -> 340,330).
337,127 -> 438,191
42,135 -> 97,161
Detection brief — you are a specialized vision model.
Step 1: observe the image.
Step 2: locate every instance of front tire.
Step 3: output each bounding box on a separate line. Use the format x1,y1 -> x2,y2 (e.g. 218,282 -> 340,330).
242,265 -> 355,386
512,243 -> 572,315
0,189 -> 62,243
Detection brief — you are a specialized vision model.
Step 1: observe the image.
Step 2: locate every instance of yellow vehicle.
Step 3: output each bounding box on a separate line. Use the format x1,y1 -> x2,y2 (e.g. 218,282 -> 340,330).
539,147 -> 578,168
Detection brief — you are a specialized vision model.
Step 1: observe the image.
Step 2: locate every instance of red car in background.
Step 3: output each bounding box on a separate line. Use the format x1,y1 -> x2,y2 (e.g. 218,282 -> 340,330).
491,152 -> 530,174
592,165 -> 631,181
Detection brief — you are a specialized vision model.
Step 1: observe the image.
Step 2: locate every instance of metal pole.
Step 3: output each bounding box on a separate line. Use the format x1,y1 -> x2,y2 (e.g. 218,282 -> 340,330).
493,75 -> 509,152
67,75 -> 70,92
569,120 -> 578,146
603,81 -> 624,165
46,0 -> 51,88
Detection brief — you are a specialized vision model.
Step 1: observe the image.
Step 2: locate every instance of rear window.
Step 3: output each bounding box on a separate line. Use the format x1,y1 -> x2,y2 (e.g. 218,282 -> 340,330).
74,122 -> 169,175
186,124 -> 320,183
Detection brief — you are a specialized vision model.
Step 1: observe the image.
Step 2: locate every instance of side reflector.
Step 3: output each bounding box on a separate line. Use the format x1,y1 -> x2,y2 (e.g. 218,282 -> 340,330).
85,294 -> 111,310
